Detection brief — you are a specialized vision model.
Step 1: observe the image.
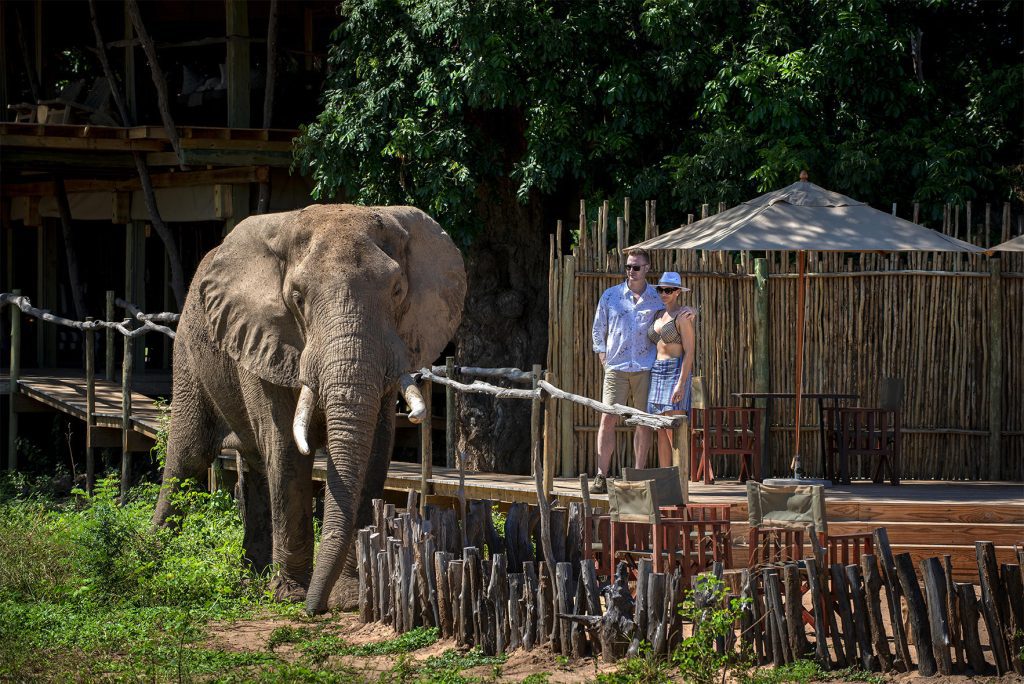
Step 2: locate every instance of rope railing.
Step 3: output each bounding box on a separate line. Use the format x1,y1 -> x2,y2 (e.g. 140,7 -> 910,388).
1,292 -> 178,339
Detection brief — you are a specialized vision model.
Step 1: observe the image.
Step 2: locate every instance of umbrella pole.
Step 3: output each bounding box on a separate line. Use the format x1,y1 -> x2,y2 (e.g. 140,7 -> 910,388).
793,250 -> 806,478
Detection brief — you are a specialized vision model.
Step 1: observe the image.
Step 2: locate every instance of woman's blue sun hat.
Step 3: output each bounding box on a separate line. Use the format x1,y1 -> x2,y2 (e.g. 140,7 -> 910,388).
656,272 -> 690,291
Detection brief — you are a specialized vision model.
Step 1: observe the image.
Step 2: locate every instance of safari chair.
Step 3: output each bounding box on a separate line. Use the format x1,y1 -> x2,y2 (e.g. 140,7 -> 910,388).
689,376 -> 762,484
607,480 -> 727,584
622,466 -> 685,514
825,377 -> 904,485
747,481 -> 873,637
622,467 -> 735,569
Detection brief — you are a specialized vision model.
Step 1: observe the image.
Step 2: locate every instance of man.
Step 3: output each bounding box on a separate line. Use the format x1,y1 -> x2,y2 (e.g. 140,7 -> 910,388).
590,248 -> 661,493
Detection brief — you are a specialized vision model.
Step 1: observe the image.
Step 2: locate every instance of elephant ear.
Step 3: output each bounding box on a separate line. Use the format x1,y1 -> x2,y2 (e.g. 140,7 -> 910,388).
199,210 -> 306,387
382,206 -> 467,370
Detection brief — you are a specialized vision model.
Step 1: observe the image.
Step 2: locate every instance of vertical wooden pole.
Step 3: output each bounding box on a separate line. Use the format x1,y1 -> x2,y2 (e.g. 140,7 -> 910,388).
445,357 -> 456,470
623,197 -> 630,244
85,316 -> 95,494
670,415 -> 690,504
531,363 -> 555,593
966,201 -> 973,244
7,289 -> 20,471
125,222 -> 145,369
226,0 -> 251,227
1002,203 -> 1010,243
559,256 -> 575,477
616,217 -> 625,274
543,370 -> 555,498
120,321 -> 133,503
419,377 -> 432,515
753,258 -> 770,476
105,290 -> 115,381
913,202 -> 920,225
988,258 -> 1003,480
985,203 -> 992,247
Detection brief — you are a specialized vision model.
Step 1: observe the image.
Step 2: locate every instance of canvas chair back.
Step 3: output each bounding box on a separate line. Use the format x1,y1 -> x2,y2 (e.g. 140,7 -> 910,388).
609,480 -> 661,525
880,377 -> 905,412
622,467 -> 685,507
746,481 -> 827,535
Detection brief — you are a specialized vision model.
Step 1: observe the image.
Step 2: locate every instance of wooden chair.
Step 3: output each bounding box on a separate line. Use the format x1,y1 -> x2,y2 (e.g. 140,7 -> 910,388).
826,377 -> 903,485
622,467 -> 735,570
689,376 -> 762,484
746,482 -> 873,637
606,480 -> 729,583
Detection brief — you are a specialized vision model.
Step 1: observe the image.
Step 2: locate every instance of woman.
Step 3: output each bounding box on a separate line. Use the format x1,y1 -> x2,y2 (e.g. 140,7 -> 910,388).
646,272 -> 696,468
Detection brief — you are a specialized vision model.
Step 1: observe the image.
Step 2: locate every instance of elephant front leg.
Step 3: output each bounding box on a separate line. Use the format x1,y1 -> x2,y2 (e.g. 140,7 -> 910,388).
329,389 -> 397,611
264,439 -> 315,602
235,452 -> 273,574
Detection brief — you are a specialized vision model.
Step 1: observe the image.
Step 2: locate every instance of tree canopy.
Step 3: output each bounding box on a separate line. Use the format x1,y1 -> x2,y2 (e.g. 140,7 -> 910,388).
295,0 -> 1022,239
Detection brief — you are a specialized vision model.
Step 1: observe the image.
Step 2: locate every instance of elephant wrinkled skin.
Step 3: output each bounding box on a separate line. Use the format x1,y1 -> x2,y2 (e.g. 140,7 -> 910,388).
152,204 -> 466,614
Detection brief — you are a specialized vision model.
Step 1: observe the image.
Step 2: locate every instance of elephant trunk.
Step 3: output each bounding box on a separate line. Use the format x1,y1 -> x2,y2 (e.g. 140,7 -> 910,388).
304,334 -> 390,615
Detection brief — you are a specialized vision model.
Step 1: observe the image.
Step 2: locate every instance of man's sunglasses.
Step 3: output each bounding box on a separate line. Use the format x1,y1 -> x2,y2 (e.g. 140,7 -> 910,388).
625,264 -> 647,272
656,286 -> 680,294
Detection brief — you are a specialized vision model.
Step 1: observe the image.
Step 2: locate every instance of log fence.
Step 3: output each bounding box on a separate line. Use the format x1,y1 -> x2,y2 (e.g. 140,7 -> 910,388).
356,495 -> 1024,675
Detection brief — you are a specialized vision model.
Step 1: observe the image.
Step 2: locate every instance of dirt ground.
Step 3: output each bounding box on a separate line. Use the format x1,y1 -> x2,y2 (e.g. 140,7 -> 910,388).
206,610 -> 1024,683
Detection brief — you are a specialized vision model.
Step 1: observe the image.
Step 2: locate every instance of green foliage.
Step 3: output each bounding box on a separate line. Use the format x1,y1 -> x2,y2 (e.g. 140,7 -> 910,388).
0,476 -> 277,681
296,0 -> 1021,246
673,574 -> 749,684
519,674 -> 550,684
741,659 -> 825,684
414,647 -> 508,683
341,626 -> 439,656
596,642 -> 673,684
268,624 -> 317,650
151,397 -> 172,470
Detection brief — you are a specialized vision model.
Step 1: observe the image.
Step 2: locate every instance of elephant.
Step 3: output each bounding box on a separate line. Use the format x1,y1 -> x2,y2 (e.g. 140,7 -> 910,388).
152,204 -> 466,614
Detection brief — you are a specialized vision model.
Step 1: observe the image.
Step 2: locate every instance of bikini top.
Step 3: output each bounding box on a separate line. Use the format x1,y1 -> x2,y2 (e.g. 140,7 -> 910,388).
647,310 -> 682,344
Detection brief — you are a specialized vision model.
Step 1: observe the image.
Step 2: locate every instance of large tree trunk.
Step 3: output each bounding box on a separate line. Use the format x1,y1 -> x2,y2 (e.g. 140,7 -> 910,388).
455,181 -> 548,474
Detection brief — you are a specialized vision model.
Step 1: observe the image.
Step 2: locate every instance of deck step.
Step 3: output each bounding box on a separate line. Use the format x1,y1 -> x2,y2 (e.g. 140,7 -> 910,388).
828,520 -> 1024,547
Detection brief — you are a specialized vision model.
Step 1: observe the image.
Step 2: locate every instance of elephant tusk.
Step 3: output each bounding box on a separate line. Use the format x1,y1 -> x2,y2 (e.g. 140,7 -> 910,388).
293,385 -> 316,455
400,373 -> 427,424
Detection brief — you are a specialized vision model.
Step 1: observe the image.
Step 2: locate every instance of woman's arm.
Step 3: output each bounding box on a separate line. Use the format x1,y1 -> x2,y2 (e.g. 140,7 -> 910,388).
672,316 -> 696,402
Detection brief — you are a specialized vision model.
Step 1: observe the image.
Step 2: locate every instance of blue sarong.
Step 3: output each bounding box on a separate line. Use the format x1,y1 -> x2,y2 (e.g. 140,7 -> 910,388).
646,357 -> 691,415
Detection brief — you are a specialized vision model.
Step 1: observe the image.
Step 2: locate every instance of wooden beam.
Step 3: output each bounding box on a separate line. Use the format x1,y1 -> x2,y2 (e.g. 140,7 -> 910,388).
2,166 -> 269,197
0,134 -> 164,152
988,258 -> 1003,479
226,0 -> 250,128
146,148 -> 293,167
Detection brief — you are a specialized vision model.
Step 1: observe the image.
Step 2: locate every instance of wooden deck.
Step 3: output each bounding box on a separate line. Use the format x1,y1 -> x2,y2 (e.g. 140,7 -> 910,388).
6,371 -> 170,440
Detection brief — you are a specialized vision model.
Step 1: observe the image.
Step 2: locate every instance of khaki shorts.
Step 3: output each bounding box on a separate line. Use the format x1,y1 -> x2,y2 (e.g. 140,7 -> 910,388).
601,369 -> 651,410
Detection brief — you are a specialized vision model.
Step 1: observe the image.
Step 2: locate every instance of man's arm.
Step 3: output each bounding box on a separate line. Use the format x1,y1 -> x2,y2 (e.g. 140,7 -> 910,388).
592,292 -> 609,365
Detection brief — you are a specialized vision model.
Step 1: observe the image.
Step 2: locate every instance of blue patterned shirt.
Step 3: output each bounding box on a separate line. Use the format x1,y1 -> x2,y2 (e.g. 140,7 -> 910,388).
591,282 -> 661,372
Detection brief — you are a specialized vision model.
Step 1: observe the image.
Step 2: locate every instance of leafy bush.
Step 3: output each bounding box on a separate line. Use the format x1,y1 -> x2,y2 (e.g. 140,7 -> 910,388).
673,574 -> 749,684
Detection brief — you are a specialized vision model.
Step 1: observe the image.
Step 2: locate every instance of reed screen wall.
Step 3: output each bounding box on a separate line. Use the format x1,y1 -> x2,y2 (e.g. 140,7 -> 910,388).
546,201 -> 1023,482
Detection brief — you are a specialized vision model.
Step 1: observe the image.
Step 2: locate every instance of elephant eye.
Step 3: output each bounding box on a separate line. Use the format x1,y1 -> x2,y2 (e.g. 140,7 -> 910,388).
292,291 -> 304,308
392,282 -> 404,300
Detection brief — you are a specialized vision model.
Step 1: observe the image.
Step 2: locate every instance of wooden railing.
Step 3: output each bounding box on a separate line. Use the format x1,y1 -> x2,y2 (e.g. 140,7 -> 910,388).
2,290 -> 177,498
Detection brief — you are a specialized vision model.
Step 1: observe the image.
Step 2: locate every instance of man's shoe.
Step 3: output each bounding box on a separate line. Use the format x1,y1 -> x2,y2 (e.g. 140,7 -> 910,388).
589,473 -> 607,494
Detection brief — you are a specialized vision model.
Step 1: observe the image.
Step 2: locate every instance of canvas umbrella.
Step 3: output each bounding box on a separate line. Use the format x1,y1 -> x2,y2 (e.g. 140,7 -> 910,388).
990,234 -> 1024,252
631,173 -> 986,481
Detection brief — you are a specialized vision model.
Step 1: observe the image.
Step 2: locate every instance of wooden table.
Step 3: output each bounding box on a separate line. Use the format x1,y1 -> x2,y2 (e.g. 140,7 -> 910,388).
733,392 -> 858,480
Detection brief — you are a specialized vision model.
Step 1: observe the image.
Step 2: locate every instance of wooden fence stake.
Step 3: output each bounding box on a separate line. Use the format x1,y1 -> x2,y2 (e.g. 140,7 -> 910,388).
7,289 -> 21,471
976,542 -> 1011,674
861,554 -> 894,671
988,259 -> 1003,480
105,290 -> 115,381
419,377 -> 432,515
119,321 -> 133,503
895,552 -> 936,676
955,582 -> 988,673
920,557 -> 953,675
445,357 -> 455,469
874,528 -> 912,670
